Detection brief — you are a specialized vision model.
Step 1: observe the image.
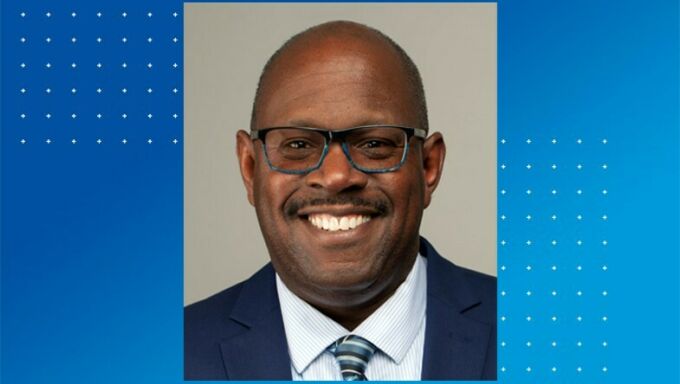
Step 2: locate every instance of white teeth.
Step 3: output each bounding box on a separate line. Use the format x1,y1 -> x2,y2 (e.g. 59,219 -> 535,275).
307,214 -> 372,232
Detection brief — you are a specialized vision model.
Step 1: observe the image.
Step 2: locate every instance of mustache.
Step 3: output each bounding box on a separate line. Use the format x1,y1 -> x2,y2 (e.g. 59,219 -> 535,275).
286,196 -> 389,216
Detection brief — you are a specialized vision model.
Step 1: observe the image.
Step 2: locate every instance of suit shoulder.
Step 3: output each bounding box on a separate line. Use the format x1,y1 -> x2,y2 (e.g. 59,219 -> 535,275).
185,281 -> 245,325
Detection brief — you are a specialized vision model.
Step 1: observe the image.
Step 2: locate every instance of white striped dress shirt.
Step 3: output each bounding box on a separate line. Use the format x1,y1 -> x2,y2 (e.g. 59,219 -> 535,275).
276,255 -> 427,380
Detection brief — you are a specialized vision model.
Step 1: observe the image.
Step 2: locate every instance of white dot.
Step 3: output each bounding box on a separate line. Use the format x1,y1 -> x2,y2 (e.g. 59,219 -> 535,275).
602,316 -> 608,321
147,113 -> 153,119
526,265 -> 532,271
71,11 -> 76,17
20,37 -> 26,43
576,138 -> 582,144
602,240 -> 608,246
45,62 -> 51,68
526,290 -> 532,296
20,12 -> 26,17
576,315 -> 582,321
526,214 -> 532,220
97,11 -> 102,18
71,138 -> 77,144
602,214 -> 608,220
172,113 -> 179,119
71,37 -> 77,43
602,341 -> 608,347
501,367 -> 506,372
526,341 -> 532,347
577,290 -> 582,296
500,189 -> 506,195
147,37 -> 153,43
526,189 -> 532,195
122,62 -> 128,68
576,189 -> 582,195
96,88 -> 102,94
122,12 -> 128,18
551,290 -> 557,296
576,240 -> 583,246
526,138 -> 532,144
602,290 -> 608,296
602,138 -> 608,144
577,341 -> 582,347
71,113 -> 77,119
602,189 -> 608,195
500,265 -> 506,271
500,138 -> 506,144
551,214 -> 557,220
551,138 -> 557,144
122,37 -> 127,43
147,62 -> 153,68
551,315 -> 557,321
551,341 -> 557,347
576,164 -> 583,170
576,214 -> 583,220
20,139 -> 26,144
173,11 -> 179,17
577,265 -> 582,271
500,291 -> 506,296
500,240 -> 506,246
147,11 -> 153,17
602,265 -> 608,271
526,240 -> 532,246
501,316 -> 506,321
501,341 -> 506,347
602,366 -> 608,372
552,367 -> 557,372
551,265 -> 557,271
526,316 -> 532,321
45,37 -> 51,43
71,62 -> 77,68
172,37 -> 178,43
71,88 -> 77,94
602,163 -> 608,170
45,11 -> 51,17
147,88 -> 153,93
551,189 -> 557,195
500,214 -> 506,220
147,139 -> 153,144
577,367 -> 582,372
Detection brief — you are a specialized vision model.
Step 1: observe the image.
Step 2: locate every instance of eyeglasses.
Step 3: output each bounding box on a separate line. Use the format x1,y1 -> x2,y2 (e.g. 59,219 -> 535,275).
250,125 -> 427,174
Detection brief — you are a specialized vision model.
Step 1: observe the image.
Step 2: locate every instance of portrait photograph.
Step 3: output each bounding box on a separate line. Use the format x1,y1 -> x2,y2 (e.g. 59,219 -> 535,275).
184,3 -> 496,380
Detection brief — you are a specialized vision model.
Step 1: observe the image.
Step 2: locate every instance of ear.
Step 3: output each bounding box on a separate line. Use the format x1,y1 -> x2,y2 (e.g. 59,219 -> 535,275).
421,132 -> 446,208
236,130 -> 257,206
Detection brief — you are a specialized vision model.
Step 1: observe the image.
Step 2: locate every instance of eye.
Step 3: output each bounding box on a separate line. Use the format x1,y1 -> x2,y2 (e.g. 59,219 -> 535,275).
285,140 -> 314,149
358,139 -> 395,149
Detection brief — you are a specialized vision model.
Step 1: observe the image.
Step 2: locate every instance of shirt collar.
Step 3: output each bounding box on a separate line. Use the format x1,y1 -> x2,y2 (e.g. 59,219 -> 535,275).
276,254 -> 427,375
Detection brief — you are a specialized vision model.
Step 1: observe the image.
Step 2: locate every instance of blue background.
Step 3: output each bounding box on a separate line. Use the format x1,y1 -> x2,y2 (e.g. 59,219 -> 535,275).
1,0 -> 678,382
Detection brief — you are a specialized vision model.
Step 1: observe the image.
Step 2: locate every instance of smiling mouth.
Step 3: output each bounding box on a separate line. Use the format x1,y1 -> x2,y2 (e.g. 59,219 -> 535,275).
307,213 -> 372,232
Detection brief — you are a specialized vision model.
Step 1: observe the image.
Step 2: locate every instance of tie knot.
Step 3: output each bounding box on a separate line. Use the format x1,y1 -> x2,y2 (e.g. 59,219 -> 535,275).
330,335 -> 377,381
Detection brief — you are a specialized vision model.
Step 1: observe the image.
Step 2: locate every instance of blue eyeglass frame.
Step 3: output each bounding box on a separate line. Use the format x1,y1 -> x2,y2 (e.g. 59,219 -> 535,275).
250,124 -> 427,174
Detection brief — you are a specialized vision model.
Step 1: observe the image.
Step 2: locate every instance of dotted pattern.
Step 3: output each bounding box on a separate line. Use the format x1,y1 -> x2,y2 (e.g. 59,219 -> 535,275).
6,5 -> 182,146
499,136 -> 610,381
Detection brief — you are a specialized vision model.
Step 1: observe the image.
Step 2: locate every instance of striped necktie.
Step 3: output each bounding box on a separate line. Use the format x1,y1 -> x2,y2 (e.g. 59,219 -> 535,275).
329,335 -> 377,381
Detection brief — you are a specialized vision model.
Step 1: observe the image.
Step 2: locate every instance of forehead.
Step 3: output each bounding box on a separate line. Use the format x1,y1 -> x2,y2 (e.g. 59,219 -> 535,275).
255,34 -> 418,129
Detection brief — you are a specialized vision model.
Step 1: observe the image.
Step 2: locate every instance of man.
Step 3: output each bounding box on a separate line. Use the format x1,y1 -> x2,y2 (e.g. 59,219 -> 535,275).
185,20 -> 496,380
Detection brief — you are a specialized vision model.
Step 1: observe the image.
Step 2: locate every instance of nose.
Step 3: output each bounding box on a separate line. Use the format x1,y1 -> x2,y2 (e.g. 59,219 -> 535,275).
305,142 -> 369,192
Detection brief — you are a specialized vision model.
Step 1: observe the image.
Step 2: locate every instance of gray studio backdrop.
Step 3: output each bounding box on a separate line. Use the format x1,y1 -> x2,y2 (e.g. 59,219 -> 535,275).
185,3 -> 497,305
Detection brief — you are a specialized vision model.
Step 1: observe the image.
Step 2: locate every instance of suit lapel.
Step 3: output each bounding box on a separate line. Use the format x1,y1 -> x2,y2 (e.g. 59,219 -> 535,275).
219,264 -> 292,380
420,238 -> 493,380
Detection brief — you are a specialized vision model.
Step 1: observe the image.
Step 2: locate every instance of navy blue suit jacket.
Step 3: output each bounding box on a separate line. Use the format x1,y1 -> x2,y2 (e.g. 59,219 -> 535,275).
185,238 -> 497,380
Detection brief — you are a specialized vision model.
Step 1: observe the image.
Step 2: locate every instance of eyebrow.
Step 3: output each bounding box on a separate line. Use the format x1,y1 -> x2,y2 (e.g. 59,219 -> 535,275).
284,117 -> 393,129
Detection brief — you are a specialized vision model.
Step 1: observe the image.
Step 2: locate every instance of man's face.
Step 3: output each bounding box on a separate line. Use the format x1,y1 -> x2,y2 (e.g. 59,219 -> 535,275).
237,35 -> 444,312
